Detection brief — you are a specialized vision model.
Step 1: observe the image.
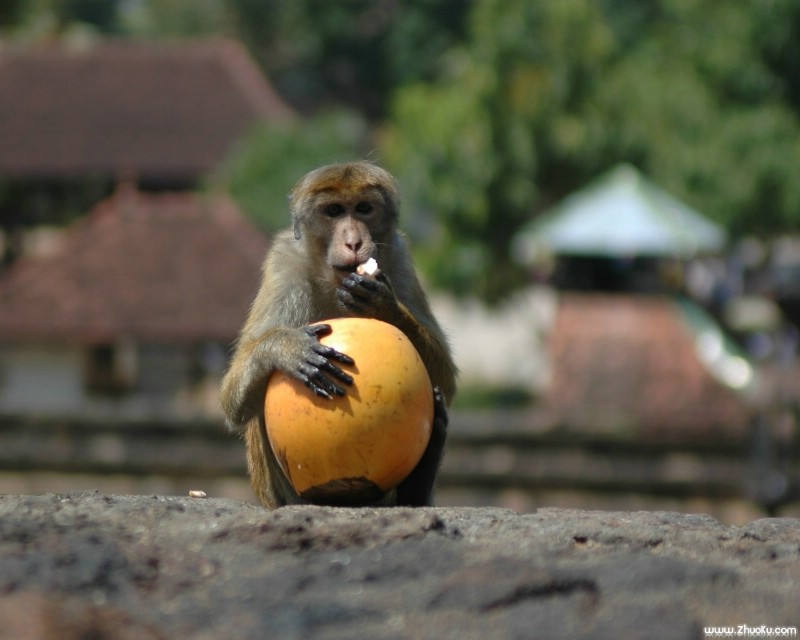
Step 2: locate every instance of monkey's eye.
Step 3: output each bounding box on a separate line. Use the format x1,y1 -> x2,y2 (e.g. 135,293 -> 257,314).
324,203 -> 345,217
355,201 -> 373,214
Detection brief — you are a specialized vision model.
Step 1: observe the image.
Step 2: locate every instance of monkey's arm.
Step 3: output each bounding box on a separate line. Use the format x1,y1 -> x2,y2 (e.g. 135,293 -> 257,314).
337,268 -> 456,506
221,237 -> 355,432
221,324 -> 354,431
337,271 -> 457,404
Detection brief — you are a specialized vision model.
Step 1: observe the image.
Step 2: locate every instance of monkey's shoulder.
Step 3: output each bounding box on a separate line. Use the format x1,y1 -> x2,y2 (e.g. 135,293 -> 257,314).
263,229 -> 311,270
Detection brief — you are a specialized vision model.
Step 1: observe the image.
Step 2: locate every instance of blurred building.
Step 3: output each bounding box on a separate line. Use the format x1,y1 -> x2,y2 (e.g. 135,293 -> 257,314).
514,164 -> 727,292
544,293 -> 754,440
508,165 -> 800,513
0,39 -> 292,263
0,189 -> 267,418
432,167 -> 800,519
513,165 -> 751,436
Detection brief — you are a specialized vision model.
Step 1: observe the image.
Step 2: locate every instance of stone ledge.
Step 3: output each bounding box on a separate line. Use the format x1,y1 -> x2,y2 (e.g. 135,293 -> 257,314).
0,492 -> 798,639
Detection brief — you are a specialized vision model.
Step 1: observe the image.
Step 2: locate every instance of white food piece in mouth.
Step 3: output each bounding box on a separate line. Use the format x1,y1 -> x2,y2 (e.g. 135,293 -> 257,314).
356,258 -> 379,276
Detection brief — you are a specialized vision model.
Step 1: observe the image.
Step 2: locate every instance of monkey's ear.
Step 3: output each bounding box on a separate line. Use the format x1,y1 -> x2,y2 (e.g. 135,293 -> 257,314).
288,192 -> 302,240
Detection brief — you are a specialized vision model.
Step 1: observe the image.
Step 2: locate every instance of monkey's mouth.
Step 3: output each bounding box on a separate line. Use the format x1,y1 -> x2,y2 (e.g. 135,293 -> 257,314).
334,264 -> 360,275
331,265 -> 358,285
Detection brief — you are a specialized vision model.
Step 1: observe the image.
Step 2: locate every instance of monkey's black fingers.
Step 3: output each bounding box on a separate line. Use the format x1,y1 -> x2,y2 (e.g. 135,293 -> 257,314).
342,273 -> 385,295
338,277 -> 383,314
297,363 -> 347,398
311,352 -> 354,386
304,324 -> 354,368
356,271 -> 396,294
336,289 -> 369,318
336,287 -> 365,311
311,342 -> 355,366
302,378 -> 334,399
342,273 -> 397,309
339,278 -> 370,304
304,324 -> 333,339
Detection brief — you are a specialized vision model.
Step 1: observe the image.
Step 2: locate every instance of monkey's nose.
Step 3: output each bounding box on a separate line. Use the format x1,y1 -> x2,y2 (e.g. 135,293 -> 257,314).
345,239 -> 363,254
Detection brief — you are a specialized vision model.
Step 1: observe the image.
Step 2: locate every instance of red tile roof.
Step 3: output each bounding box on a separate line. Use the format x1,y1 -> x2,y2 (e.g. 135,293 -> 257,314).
0,39 -> 293,179
545,293 -> 752,440
0,189 -> 267,344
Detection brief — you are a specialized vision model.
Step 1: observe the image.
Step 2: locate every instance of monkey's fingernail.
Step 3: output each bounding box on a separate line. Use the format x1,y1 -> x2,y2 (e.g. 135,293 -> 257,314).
311,384 -> 333,399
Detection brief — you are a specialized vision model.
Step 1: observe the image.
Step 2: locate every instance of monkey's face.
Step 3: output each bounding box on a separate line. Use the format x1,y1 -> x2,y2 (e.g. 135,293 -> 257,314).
290,162 -> 401,285
316,188 -> 394,280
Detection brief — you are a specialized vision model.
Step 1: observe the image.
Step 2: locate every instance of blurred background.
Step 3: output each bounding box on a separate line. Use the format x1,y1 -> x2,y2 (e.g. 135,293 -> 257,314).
1,0 -> 799,524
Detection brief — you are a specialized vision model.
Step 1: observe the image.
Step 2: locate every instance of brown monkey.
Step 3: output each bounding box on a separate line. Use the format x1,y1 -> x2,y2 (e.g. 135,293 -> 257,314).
221,161 -> 457,508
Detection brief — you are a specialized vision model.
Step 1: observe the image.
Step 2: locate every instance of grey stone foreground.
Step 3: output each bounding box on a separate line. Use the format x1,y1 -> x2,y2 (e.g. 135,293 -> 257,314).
0,493 -> 799,640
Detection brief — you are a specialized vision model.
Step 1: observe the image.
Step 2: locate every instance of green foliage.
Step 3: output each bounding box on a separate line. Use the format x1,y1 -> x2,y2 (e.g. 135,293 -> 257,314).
229,0 -> 471,120
587,0 -> 800,236
382,0 -> 617,299
118,0 -> 233,37
382,0 -> 800,300
212,110 -> 371,232
0,0 -> 126,39
101,0 -> 469,120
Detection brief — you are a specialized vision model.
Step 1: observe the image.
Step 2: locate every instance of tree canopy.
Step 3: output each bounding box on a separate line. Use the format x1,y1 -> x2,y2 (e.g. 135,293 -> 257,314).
381,0 -> 800,299
214,111 -> 371,232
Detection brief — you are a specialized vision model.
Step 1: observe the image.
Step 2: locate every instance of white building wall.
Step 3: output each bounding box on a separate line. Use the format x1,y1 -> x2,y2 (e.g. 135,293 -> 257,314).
0,342 -> 226,418
0,344 -> 85,413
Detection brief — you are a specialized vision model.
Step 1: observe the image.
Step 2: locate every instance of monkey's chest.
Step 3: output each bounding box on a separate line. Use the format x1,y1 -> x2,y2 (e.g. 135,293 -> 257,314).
308,288 -> 348,324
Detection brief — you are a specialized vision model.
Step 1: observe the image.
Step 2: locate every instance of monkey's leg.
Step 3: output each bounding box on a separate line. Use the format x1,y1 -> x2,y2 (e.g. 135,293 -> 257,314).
395,387 -> 448,506
245,416 -> 303,508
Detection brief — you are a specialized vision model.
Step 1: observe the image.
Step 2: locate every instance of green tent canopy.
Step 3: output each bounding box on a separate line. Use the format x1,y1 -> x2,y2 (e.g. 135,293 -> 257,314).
515,164 -> 727,260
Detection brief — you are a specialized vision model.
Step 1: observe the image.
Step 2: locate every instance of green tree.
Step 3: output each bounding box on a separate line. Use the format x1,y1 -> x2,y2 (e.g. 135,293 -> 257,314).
381,0 -> 800,300
118,0 -> 233,38
116,0 -> 470,120
226,0 -> 471,120
589,0 -> 800,235
212,110 -> 371,232
0,0 -> 125,39
382,0 -> 617,299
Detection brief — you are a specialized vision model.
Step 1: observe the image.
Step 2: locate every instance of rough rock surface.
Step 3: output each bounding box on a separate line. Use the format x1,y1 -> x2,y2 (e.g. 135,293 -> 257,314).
1,492 -> 798,639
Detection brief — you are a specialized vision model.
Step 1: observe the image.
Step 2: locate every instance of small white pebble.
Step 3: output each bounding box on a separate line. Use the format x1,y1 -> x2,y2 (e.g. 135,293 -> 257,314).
188,490 -> 207,499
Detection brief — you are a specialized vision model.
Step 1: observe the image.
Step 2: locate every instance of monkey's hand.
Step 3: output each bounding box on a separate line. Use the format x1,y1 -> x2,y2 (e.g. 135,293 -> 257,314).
292,324 -> 355,399
221,324 -> 355,430
337,272 -> 400,322
396,386 -> 449,506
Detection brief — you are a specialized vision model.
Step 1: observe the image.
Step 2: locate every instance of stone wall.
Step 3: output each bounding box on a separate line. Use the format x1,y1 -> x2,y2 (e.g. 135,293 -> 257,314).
1,493 -> 798,639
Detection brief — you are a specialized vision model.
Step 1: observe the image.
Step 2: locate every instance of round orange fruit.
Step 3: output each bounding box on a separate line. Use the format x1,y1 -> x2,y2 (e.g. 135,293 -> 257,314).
264,317 -> 434,504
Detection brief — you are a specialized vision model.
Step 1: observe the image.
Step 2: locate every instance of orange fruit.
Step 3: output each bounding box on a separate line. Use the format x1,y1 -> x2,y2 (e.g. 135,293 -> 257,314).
264,317 -> 433,504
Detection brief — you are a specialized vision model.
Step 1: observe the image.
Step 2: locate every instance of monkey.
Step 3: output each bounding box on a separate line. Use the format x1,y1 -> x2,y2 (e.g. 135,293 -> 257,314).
220,161 -> 457,509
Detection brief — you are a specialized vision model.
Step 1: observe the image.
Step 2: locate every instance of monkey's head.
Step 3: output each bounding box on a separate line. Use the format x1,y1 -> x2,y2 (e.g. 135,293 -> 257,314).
289,161 -> 400,281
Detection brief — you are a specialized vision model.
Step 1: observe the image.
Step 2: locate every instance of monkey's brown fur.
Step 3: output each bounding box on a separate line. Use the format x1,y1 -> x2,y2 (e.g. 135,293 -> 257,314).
221,161 -> 456,508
